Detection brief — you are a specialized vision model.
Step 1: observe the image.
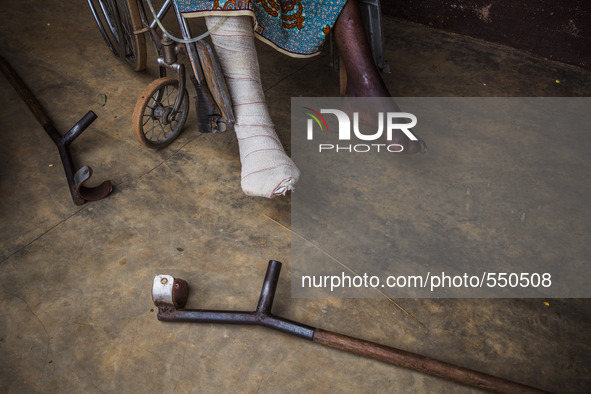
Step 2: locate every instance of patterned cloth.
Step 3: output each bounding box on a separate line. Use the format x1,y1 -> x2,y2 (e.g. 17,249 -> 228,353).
175,0 -> 347,57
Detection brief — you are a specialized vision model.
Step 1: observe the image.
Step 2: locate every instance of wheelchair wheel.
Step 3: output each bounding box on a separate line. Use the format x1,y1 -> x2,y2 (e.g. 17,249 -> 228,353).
132,77 -> 190,149
118,0 -> 146,71
87,0 -> 121,57
87,0 -> 146,71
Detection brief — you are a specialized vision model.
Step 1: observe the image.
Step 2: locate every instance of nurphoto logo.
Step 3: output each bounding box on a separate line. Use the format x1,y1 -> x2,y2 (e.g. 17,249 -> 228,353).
304,107 -> 419,153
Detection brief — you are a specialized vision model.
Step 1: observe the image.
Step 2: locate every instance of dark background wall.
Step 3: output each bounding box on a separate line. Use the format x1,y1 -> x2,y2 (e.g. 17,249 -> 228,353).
381,0 -> 590,69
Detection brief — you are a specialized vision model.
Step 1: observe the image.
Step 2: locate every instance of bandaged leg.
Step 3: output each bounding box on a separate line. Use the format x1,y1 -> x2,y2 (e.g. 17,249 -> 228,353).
205,16 -> 300,198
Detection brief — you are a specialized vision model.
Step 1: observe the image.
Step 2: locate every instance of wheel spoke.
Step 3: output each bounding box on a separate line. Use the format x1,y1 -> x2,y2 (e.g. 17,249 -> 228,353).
133,78 -> 189,148
162,86 -> 175,104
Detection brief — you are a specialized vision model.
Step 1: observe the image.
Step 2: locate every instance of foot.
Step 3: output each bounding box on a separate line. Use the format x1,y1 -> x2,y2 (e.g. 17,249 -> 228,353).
342,95 -> 427,154
388,129 -> 428,154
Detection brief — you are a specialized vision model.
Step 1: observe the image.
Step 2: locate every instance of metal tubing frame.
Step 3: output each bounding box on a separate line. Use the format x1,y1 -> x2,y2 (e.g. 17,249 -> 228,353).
148,0 -> 172,30
156,57 -> 187,121
133,0 -> 228,133
171,0 -> 205,83
46,113 -> 98,204
157,260 -> 316,339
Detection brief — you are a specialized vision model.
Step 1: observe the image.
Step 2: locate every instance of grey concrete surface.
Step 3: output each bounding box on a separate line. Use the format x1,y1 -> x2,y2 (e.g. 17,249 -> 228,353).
1,1 -> 590,393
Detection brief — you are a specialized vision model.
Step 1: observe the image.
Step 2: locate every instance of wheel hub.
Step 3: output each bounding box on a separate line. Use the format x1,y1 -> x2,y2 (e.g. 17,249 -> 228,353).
153,104 -> 175,125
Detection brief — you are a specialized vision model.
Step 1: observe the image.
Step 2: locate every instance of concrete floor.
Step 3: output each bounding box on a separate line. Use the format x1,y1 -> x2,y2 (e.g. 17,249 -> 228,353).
1,1 -> 590,393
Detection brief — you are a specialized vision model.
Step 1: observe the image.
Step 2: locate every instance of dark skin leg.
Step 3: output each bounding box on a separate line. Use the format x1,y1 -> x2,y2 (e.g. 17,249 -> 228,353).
333,0 -> 427,154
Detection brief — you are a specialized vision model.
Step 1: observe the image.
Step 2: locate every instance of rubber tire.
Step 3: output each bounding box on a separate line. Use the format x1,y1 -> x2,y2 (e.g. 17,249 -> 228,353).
118,0 -> 147,71
132,77 -> 190,149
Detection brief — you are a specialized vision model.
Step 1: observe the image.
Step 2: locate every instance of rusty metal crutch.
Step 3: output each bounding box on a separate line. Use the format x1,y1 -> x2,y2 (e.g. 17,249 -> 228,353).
152,260 -> 548,394
0,55 -> 112,205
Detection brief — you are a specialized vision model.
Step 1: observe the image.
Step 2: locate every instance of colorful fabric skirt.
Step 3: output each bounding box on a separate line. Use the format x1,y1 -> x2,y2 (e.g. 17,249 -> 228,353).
174,0 -> 347,57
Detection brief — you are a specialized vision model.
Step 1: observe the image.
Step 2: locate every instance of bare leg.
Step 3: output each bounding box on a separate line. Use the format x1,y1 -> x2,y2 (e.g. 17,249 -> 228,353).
333,0 -> 427,153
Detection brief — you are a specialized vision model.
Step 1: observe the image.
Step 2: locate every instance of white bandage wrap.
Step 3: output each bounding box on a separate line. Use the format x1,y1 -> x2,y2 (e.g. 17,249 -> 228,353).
205,16 -> 300,198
